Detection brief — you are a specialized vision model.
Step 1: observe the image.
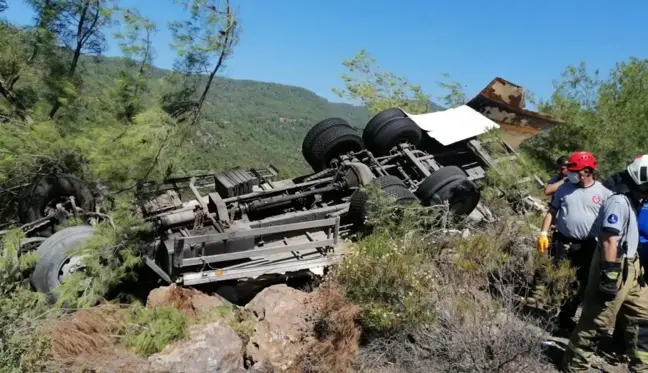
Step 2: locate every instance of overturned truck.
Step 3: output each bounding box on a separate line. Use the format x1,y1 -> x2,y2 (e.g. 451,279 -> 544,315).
9,105 -> 518,302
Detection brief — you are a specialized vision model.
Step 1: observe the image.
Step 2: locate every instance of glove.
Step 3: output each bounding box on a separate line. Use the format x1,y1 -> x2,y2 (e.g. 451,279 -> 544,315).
537,231 -> 550,254
598,261 -> 621,301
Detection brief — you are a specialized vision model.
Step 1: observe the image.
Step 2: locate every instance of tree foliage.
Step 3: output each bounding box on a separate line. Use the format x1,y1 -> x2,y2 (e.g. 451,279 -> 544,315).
332,49 -> 470,115
437,72 -> 468,108
332,49 -> 438,116
521,58 -> 648,176
112,7 -> 156,123
165,0 -> 239,125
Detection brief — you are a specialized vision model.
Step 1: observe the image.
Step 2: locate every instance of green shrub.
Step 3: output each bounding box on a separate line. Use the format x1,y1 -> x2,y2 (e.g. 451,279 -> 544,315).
0,230 -> 55,373
121,303 -> 189,357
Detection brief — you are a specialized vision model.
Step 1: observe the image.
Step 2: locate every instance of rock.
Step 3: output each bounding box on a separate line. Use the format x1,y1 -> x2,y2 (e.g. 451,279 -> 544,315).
244,284 -> 317,371
147,284 -> 229,319
149,320 -> 245,373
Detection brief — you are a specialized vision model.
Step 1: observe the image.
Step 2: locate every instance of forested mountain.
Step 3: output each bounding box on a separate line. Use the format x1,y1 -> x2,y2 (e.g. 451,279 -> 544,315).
79,55 -> 372,176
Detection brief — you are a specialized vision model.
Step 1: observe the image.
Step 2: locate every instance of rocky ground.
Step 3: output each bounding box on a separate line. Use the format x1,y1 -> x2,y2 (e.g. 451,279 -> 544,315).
43,283 -> 360,373
40,280 -> 634,373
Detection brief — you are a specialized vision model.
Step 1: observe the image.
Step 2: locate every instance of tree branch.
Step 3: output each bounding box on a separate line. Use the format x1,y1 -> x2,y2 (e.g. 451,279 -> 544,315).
0,74 -> 32,123
191,0 -> 236,126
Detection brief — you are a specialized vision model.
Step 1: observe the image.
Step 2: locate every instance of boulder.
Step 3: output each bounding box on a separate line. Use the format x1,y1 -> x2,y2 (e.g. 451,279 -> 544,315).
147,284 -> 229,319
244,284 -> 317,371
148,320 -> 245,373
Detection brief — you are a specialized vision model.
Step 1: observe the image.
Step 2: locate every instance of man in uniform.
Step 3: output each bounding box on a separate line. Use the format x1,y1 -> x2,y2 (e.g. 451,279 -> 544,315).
545,155 -> 570,199
533,151 -> 612,331
563,154 -> 648,372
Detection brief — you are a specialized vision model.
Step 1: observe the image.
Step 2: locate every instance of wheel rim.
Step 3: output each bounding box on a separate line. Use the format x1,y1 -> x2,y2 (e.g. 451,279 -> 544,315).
321,140 -> 363,170
448,185 -> 480,215
44,196 -> 75,217
58,254 -> 87,284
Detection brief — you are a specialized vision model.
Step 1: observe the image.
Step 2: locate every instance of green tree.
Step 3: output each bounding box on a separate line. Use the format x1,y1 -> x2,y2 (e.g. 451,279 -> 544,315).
30,0 -> 118,119
521,58 -> 648,176
112,7 -> 156,123
165,0 -> 239,126
437,72 -> 467,108
332,49 -> 434,116
0,23 -> 34,122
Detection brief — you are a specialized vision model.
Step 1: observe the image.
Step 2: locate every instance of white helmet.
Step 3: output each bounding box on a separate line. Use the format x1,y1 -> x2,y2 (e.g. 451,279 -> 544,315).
627,154 -> 648,186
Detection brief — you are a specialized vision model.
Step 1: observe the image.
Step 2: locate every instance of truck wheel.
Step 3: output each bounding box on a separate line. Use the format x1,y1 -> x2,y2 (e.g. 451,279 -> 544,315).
437,178 -> 481,216
364,117 -> 422,156
348,175 -> 418,228
18,173 -> 95,236
363,108 -> 405,141
30,225 -> 95,303
302,117 -> 352,166
415,166 -> 480,216
304,125 -> 364,172
414,166 -> 467,204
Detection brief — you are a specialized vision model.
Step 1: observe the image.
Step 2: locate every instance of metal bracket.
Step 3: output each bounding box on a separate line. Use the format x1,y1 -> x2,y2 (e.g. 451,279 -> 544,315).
208,192 -> 230,225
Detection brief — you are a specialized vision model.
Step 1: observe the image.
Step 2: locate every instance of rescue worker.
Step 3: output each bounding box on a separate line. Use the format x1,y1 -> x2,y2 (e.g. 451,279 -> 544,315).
608,198 -> 648,361
563,154 -> 648,372
609,180 -> 648,358
545,155 -> 570,198
533,151 -> 612,331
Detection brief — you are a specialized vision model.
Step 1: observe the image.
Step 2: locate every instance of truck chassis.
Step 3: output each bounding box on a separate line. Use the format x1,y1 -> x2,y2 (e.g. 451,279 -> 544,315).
6,106 -> 521,301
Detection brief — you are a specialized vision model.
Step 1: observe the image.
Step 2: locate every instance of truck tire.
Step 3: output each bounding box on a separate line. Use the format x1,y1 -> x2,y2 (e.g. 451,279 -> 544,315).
415,166 -> 480,216
18,173 -> 95,236
304,125 -> 364,172
30,225 -> 95,303
367,174 -> 406,189
348,176 -> 418,228
437,178 -> 481,216
364,117 -> 422,156
414,166 -> 467,204
363,108 -> 405,142
302,117 -> 352,166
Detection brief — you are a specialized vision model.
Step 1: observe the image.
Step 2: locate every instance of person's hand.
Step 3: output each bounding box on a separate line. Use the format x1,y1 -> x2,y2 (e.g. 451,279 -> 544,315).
537,231 -> 550,254
598,261 -> 621,301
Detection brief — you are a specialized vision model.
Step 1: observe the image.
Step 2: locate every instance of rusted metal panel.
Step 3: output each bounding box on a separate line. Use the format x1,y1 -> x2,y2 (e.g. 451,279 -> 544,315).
478,77 -> 526,109
467,77 -> 563,133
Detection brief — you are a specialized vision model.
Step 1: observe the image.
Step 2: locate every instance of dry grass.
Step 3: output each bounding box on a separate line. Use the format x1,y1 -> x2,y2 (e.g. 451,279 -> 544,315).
47,304 -> 127,359
354,285 -> 555,373
289,282 -> 362,373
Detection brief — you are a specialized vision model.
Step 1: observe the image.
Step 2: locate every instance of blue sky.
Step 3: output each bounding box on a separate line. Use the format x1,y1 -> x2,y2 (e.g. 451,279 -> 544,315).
4,0 -> 647,107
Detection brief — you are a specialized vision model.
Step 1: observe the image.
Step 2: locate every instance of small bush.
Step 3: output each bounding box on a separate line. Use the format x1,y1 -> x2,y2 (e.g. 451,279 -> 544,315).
331,188 -> 450,332
0,230 -> 55,373
356,285 -> 554,373
332,178 -> 576,373
46,302 -> 189,360
121,303 -> 189,357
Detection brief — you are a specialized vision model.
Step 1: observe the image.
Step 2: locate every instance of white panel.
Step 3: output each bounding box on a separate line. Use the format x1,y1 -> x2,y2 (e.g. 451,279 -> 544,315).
402,105 -> 500,146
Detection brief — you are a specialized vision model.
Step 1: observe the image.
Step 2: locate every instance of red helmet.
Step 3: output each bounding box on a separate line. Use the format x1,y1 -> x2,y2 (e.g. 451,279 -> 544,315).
566,151 -> 597,171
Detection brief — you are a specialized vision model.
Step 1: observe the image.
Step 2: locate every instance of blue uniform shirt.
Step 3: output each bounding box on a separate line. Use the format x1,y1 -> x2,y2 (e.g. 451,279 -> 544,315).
637,201 -> 648,255
547,176 -> 564,205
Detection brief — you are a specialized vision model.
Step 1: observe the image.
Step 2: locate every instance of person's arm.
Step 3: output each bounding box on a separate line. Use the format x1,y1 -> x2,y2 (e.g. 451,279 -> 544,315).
541,207 -> 556,233
601,231 -> 620,262
544,179 -> 565,196
597,199 -> 626,299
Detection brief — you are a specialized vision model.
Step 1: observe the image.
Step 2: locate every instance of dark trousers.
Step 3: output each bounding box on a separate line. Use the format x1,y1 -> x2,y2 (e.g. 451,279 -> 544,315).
533,232 -> 597,325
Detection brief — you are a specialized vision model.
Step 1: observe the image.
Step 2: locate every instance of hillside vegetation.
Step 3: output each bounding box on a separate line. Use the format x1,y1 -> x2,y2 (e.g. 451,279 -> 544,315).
2,1 -> 648,372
